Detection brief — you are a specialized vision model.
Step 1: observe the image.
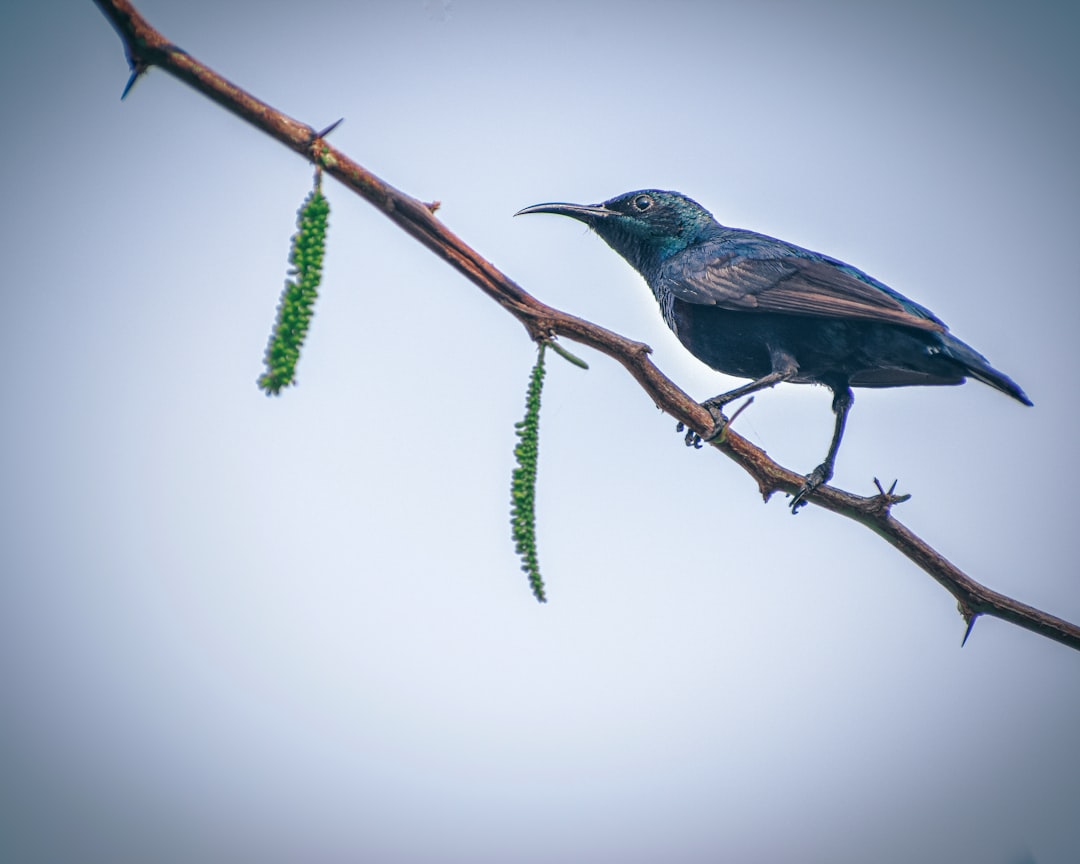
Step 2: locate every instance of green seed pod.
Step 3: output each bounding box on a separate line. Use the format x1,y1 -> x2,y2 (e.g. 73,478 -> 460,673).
258,184 -> 331,395
509,343 -> 548,603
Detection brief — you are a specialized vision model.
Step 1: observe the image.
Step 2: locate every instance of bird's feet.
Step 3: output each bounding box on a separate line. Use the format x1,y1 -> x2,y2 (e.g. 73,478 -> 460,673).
789,462 -> 833,514
675,422 -> 704,448
676,399 -> 731,448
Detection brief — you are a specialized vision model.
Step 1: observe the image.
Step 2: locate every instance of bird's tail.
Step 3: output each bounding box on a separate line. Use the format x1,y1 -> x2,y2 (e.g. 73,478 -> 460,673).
940,333 -> 1033,406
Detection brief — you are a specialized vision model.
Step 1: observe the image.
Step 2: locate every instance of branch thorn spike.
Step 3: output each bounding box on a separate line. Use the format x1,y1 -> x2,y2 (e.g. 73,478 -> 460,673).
961,611 -> 980,647
120,62 -> 148,100
314,118 -> 344,139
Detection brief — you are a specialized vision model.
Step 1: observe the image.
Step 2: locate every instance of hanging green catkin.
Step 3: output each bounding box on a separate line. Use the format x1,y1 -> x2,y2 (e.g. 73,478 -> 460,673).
510,343 -> 548,602
258,184 -> 330,395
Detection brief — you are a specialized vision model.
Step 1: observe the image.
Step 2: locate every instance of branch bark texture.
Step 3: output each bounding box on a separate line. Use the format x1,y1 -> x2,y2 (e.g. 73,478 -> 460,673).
94,0 -> 1080,653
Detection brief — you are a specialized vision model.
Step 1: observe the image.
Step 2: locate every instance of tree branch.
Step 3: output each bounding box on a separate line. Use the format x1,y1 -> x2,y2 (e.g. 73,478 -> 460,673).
93,0 -> 1080,653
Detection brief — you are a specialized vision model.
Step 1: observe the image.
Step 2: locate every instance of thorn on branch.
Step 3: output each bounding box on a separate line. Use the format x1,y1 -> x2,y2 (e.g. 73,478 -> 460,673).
314,118 -> 344,139
869,476 -> 911,515
307,119 -> 344,165
121,60 -> 149,100
961,609 -> 980,647
424,200 -> 441,214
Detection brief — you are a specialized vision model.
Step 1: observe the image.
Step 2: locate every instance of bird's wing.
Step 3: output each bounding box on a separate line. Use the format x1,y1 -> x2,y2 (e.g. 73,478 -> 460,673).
658,237 -> 946,333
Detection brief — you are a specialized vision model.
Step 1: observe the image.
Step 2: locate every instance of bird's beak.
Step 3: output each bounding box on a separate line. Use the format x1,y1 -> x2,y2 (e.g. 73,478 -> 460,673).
514,201 -> 612,222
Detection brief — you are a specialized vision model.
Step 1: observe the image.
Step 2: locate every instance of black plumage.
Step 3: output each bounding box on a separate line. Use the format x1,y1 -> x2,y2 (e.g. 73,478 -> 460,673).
517,189 -> 1031,511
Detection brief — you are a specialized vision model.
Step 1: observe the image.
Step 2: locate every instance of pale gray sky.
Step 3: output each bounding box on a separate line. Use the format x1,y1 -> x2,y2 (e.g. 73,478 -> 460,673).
2,1 -> 1079,862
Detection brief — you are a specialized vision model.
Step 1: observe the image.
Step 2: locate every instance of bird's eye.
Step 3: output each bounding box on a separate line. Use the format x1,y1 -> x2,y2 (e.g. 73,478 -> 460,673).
633,195 -> 652,211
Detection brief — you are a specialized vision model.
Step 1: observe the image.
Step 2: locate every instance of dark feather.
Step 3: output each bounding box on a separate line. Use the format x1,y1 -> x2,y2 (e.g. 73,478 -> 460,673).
658,237 -> 946,333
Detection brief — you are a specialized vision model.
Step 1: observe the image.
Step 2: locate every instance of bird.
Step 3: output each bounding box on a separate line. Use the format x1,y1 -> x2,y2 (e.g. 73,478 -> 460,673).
516,189 -> 1032,512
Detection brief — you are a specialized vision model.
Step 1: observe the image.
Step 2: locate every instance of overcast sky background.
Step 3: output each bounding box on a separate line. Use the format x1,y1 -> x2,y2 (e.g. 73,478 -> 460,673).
2,2 -> 1079,862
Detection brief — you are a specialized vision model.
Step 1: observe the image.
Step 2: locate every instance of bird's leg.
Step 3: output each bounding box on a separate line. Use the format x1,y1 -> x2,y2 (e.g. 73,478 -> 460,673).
790,385 -> 854,513
684,354 -> 799,447
697,373 -> 783,444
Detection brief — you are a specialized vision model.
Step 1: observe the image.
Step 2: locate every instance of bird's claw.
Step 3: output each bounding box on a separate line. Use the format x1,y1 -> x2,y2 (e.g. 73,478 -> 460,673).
700,399 -> 730,442
790,463 -> 832,514
676,421 -> 704,448
676,398 -> 742,448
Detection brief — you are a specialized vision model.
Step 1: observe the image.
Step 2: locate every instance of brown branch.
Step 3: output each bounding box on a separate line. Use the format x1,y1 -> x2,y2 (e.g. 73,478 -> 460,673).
93,0 -> 1080,653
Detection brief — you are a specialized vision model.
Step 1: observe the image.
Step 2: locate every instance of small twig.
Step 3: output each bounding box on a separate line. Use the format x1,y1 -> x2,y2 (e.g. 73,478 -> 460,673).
726,396 -> 754,427
92,0 -> 1080,653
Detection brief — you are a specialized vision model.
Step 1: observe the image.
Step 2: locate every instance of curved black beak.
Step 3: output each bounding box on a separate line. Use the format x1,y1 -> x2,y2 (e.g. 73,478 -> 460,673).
514,201 -> 612,222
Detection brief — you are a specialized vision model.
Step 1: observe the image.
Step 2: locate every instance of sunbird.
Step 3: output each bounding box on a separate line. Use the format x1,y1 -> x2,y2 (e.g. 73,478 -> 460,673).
517,190 -> 1031,512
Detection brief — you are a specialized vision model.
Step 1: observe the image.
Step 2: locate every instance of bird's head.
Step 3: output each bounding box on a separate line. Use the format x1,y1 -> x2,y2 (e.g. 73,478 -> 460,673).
516,190 -> 719,276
